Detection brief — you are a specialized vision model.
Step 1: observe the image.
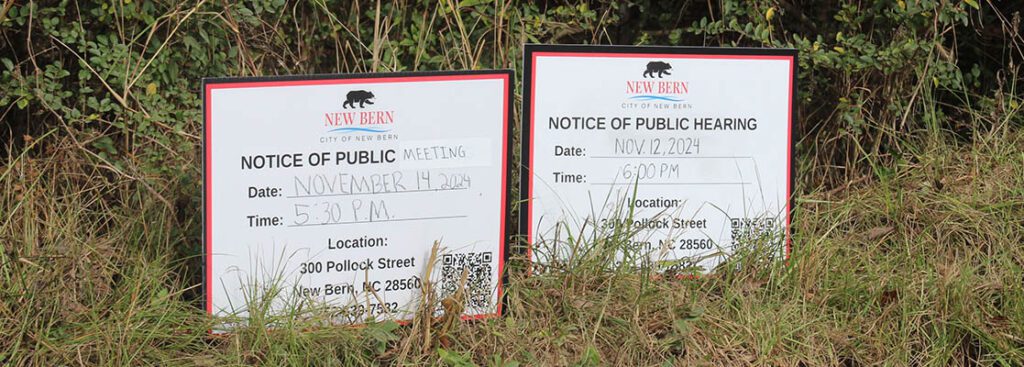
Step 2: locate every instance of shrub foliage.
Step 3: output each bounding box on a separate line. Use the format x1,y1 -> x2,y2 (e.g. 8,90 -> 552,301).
1,1 -> 1022,365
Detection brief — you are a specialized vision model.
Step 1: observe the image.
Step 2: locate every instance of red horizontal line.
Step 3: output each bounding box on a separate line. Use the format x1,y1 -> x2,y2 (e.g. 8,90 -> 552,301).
534,52 -> 793,60
207,74 -> 506,90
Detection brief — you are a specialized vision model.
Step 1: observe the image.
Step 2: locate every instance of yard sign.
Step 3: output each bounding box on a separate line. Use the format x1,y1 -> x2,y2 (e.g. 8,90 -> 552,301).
204,71 -> 513,330
522,45 -> 796,273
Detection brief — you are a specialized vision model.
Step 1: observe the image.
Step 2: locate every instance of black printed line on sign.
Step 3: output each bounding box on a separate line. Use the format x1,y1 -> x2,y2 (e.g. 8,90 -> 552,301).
287,187 -> 469,199
589,156 -> 755,159
589,182 -> 751,186
287,215 -> 468,228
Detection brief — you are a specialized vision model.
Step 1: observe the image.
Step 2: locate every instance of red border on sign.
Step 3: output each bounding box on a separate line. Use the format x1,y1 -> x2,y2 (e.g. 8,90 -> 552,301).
205,72 -> 511,324
526,51 -> 796,266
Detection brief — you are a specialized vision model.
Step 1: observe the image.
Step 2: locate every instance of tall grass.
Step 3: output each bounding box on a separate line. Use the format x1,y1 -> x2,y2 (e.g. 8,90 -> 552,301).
1,0 -> 1023,365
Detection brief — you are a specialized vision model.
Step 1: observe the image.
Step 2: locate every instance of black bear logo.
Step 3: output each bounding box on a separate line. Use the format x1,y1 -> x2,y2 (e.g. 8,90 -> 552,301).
643,61 -> 672,78
343,90 -> 375,109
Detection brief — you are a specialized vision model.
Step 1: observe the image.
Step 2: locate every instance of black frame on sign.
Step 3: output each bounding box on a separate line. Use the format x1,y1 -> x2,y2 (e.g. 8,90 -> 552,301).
519,44 -> 798,267
202,69 -> 516,326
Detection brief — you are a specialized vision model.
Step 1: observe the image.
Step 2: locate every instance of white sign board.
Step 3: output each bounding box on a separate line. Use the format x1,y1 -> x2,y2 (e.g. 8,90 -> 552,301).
204,71 -> 512,328
522,45 -> 795,273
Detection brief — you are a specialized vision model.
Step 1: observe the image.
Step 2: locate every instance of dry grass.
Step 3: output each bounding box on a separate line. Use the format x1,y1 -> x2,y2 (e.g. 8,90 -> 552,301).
2,126 -> 1022,365
2,1 -> 1024,365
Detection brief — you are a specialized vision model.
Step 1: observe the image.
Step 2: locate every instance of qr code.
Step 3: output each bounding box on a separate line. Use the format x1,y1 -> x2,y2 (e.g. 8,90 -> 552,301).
730,217 -> 780,245
440,252 -> 494,310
